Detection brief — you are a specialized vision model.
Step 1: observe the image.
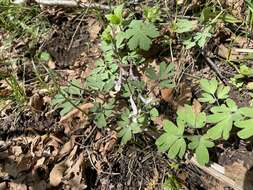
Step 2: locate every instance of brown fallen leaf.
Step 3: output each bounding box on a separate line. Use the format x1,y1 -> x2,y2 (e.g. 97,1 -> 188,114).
192,99 -> 202,113
48,59 -> 56,69
9,183 -> 27,190
87,18 -> 101,41
63,153 -> 86,190
60,102 -> 94,123
59,139 -> 74,157
160,88 -> 173,102
246,82 -> 253,90
29,93 -> 45,111
49,161 -> 66,187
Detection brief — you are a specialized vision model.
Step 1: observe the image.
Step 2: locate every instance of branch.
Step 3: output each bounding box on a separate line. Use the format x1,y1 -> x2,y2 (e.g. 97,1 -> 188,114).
34,0 -> 110,9
35,0 -> 78,6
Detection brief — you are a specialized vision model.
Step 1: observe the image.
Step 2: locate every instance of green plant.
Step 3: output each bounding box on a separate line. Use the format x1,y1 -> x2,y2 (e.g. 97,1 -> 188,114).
52,79 -> 84,116
156,119 -> 186,159
0,0 -> 49,39
206,98 -> 242,140
117,108 -> 143,144
124,20 -> 160,50
143,6 -> 161,22
173,4 -> 241,49
173,19 -> 198,34
188,135 -> 214,165
198,79 -> 230,104
163,174 -> 181,190
84,4 -> 173,143
234,107 -> 253,139
145,61 -> 175,88
91,99 -> 115,128
156,104 -> 214,165
5,75 -> 26,104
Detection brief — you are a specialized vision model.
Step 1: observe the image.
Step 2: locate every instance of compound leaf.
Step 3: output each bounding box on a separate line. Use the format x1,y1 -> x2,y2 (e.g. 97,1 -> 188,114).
156,120 -> 186,159
174,19 -> 198,33
188,135 -> 214,165
198,93 -> 215,104
125,20 -> 159,50
216,85 -> 230,99
207,99 -> 242,140
200,79 -> 218,94
177,105 -> 206,128
235,119 -> 253,139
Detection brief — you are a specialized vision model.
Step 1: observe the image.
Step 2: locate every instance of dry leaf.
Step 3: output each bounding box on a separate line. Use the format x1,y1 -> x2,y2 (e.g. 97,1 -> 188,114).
9,183 -> 27,190
49,161 -> 66,187
217,44 -> 244,61
192,99 -> 202,113
87,18 -> 101,41
60,102 -> 93,123
0,182 -> 6,190
161,88 -> 173,102
63,153 -> 86,190
246,82 -> 253,90
11,146 -> 22,156
48,59 -> 56,69
59,139 -> 74,157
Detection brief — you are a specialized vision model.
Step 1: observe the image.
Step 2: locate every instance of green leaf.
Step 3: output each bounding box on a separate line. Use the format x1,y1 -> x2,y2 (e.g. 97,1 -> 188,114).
145,67 -> 158,80
115,31 -> 126,48
160,62 -> 174,79
200,79 -> 218,94
106,14 -> 121,24
68,79 -> 82,95
216,85 -> 230,99
193,26 -> 212,47
105,4 -> 124,25
95,113 -> 107,128
118,122 -> 142,144
177,105 -> 206,128
207,99 -> 242,140
234,107 -> 253,139
150,108 -> 159,120
239,107 -> 253,117
173,19 -> 198,33
188,135 -> 214,165
125,20 -> 159,50
198,93 -> 215,104
235,119 -> 253,139
163,175 -> 181,190
222,13 -> 241,23
114,4 -> 124,19
159,80 -> 174,88
200,7 -> 216,23
156,119 -> 186,159
158,62 -> 175,88
183,38 -> 196,49
118,109 -> 142,144
52,94 -> 65,106
144,6 -> 161,22
59,100 -> 80,116
239,65 -> 253,76
39,52 -> 50,61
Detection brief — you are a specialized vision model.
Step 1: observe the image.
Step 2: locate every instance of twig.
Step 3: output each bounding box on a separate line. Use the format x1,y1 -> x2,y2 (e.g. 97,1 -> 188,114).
35,0 -> 78,6
79,2 -> 110,10
202,53 -> 228,84
35,0 -> 110,10
189,158 -> 243,190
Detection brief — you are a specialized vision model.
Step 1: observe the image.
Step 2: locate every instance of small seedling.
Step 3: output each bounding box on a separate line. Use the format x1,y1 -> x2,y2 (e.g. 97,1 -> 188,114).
198,79 -> 230,104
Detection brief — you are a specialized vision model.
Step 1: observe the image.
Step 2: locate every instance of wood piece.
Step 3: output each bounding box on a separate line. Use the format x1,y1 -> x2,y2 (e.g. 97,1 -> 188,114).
34,0 -> 110,9
35,0 -> 78,6
189,158 -> 243,190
